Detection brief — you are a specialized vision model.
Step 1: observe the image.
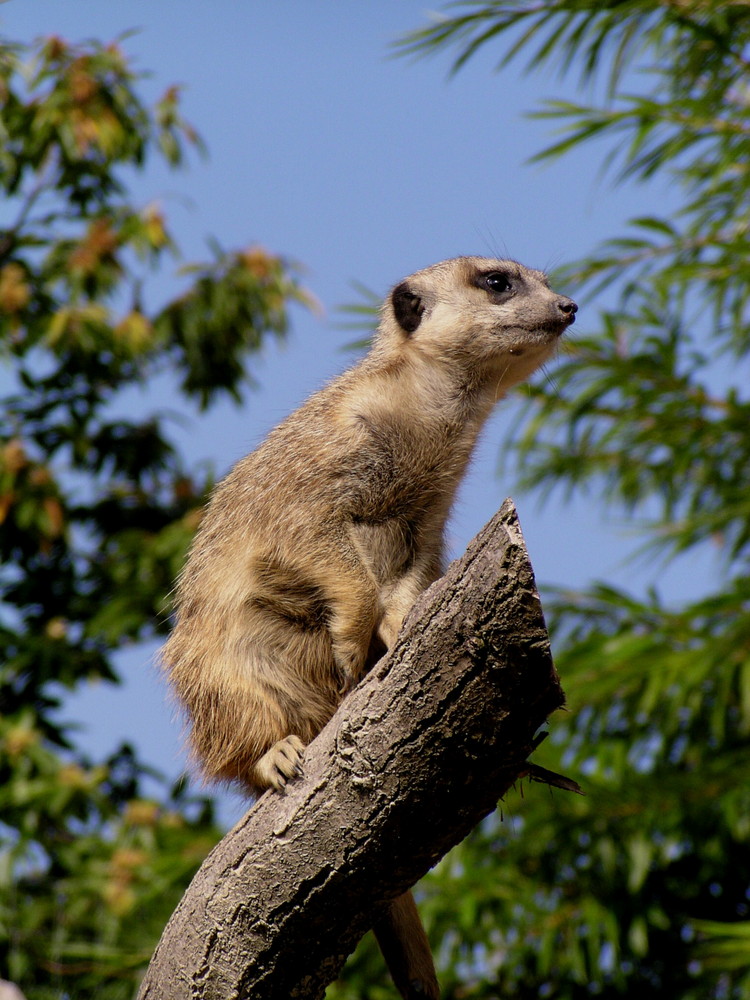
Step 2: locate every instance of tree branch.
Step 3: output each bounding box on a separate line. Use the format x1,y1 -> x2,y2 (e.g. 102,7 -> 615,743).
139,499 -> 567,1000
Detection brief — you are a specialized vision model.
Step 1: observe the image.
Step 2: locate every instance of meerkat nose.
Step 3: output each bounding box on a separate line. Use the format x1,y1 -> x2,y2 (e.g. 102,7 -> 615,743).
557,297 -> 578,325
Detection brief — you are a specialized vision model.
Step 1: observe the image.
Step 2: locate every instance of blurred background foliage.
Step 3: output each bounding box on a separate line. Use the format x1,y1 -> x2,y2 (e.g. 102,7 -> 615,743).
0,34 -> 308,999
356,3 -> 749,999
1,2 -> 750,998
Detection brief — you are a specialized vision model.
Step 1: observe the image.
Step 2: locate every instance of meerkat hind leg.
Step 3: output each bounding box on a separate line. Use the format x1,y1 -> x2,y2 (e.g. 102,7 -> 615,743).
254,735 -> 305,791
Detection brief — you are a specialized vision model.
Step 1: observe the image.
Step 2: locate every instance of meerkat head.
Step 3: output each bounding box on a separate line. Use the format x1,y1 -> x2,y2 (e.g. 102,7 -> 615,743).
381,256 -> 577,390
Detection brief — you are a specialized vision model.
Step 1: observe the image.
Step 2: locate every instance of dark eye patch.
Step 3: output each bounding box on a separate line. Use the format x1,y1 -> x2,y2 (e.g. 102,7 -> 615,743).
483,271 -> 512,294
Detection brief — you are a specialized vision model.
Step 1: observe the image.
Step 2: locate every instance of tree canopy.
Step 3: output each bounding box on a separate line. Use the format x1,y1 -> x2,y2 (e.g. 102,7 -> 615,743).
356,3 -> 749,998
2,5 -> 750,998
0,35 -> 308,999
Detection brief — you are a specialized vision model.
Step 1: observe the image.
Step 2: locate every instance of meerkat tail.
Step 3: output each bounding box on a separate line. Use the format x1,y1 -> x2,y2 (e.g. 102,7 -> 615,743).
373,891 -> 440,1000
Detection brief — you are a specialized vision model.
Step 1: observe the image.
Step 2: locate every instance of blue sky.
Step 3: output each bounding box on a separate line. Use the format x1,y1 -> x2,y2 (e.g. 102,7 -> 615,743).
1,2 -> 716,823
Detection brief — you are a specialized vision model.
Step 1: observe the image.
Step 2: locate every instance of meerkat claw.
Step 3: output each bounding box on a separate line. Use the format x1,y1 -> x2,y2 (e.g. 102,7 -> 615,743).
255,735 -> 305,791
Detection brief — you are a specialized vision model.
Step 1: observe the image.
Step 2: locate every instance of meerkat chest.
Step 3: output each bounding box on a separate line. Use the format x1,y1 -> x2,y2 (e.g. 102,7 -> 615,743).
347,411 -> 472,513
339,408 -> 479,583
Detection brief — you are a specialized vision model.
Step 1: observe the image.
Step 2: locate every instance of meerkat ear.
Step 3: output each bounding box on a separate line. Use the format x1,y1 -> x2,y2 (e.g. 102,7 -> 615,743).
391,281 -> 425,334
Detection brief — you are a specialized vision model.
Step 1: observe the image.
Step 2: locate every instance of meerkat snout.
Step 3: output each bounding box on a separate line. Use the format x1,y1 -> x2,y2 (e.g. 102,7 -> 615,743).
556,295 -> 578,325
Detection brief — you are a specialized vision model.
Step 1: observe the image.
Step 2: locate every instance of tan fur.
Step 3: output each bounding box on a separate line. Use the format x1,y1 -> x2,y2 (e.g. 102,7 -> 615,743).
162,256 -> 576,997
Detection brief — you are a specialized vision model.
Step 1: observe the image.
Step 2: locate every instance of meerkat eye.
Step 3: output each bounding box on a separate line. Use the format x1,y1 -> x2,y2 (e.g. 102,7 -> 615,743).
483,272 -> 512,294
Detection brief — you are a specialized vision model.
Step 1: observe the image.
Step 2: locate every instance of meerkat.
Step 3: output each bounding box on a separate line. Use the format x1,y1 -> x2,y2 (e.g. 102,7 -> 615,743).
162,256 -> 577,1000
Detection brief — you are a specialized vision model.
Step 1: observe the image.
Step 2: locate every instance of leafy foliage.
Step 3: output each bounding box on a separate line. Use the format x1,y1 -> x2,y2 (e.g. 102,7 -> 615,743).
334,3 -> 750,998
0,35 -> 308,998
4,9 -> 750,999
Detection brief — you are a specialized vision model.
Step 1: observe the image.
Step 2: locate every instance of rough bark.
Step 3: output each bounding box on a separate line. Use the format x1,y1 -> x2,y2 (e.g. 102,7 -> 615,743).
139,499 -> 566,1000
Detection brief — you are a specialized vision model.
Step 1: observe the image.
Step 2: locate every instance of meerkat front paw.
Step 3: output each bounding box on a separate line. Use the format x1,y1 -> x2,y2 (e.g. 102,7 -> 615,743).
254,735 -> 305,791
